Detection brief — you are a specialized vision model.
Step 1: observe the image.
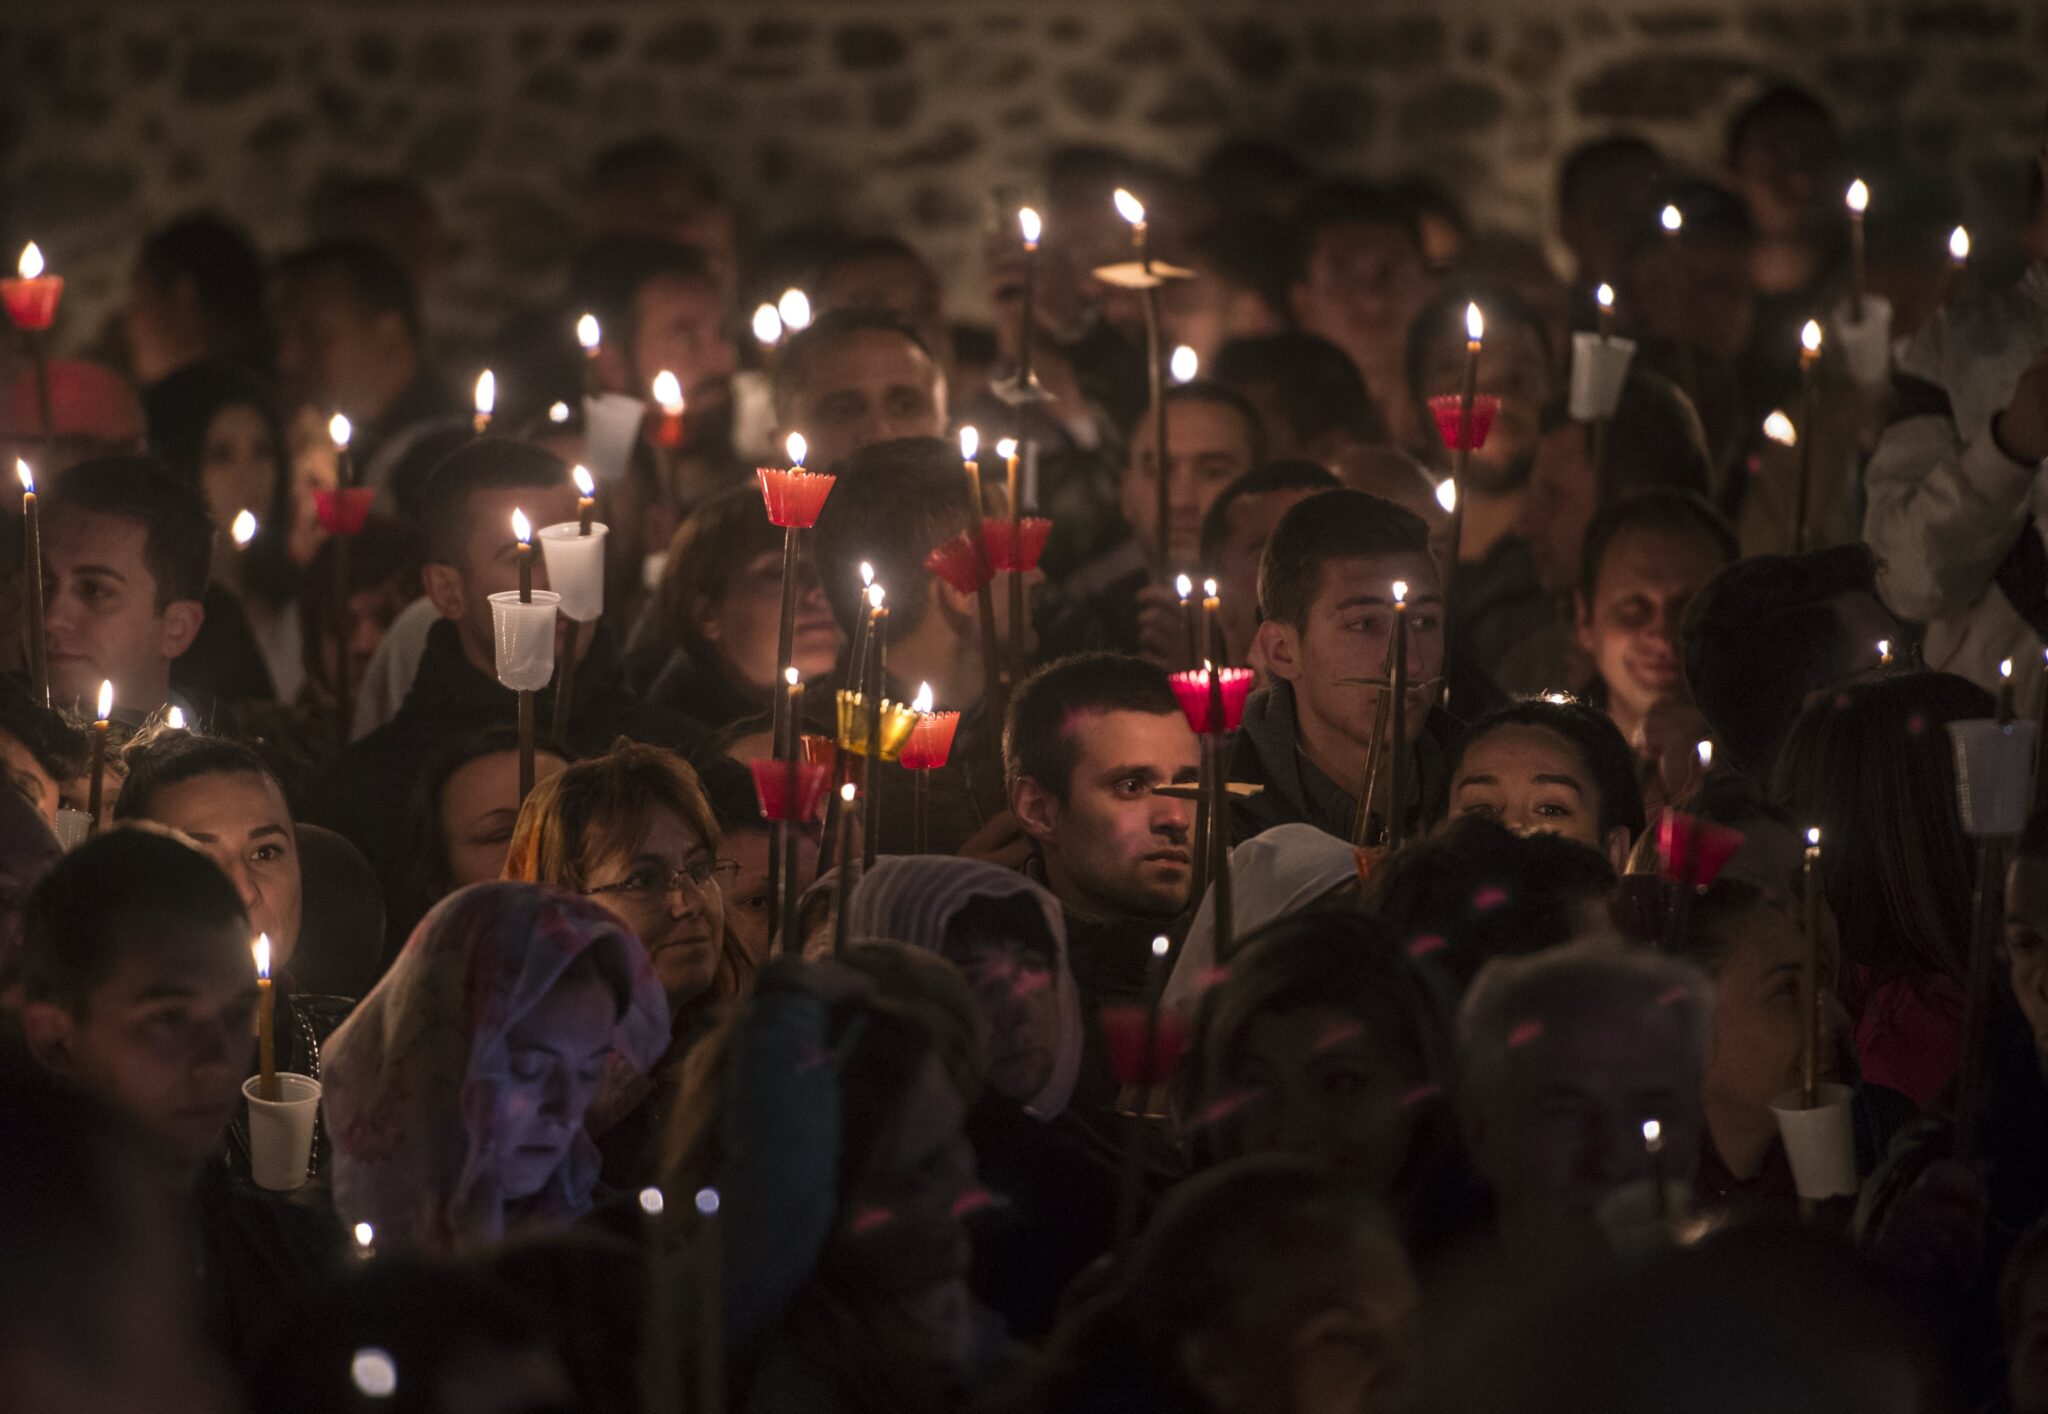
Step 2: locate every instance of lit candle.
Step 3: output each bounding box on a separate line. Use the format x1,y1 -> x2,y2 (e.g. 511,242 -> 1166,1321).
652,370 -> 685,448
1763,410 -> 1797,448
473,369 -> 496,436
166,705 -> 186,731
352,1222 -> 376,1260
328,412 -> 354,489
17,458 -> 45,706
577,313 -> 602,398
1794,320 -> 1823,553
695,1186 -> 724,1414
1660,203 -> 1683,238
862,600 -> 890,870
752,303 -> 783,349
512,508 -> 533,603
86,679 -> 112,831
959,426 -> 1005,715
777,288 -> 812,334
1114,187 -> 1149,273
1951,226 -> 1971,269
1999,656 -> 2016,724
775,666 -> 803,956
1800,827 -> 1822,1108
1170,345 -> 1199,384
231,510 -> 259,549
1696,738 -> 1713,778
1,241 -> 63,331
574,464 -> 596,535
1595,281 -> 1616,340
1877,638 -> 1893,667
1115,932 -> 1176,1249
1176,573 -> 1200,669
1447,304 -> 1483,569
848,563 -> 876,689
1642,1117 -> 1668,1222
1388,582 -> 1410,850
1845,179 -> 1869,317
832,781 -> 858,955
254,933 -> 278,1101
909,680 -> 937,853
1017,206 -> 1042,385
1000,436 -> 1025,676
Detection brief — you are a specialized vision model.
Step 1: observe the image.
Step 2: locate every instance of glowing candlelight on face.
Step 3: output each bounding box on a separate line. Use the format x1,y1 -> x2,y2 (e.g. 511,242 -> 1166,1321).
1019,207 -> 1042,247
652,370 -> 684,416
777,288 -> 812,332
1465,302 -> 1484,345
912,681 -> 935,714
1436,478 -> 1457,513
96,679 -> 113,721
1114,189 -> 1146,227
18,243 -> 44,279
1170,345 -> 1199,383
166,706 -> 186,730
328,413 -> 352,449
474,369 -> 496,418
1845,179 -> 1869,216
1763,410 -> 1798,447
1660,204 -> 1683,234
576,313 -> 601,352
752,303 -> 783,347
786,432 -> 808,467
1950,226 -> 1971,265
959,426 -> 979,463
231,510 -> 259,547
1800,319 -> 1823,360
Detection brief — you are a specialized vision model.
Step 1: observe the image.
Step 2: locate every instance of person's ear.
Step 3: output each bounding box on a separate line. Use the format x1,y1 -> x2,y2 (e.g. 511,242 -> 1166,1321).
159,599 -> 204,662
1011,774 -> 1060,843
18,1001 -> 76,1074
1604,825 -> 1632,875
693,593 -> 722,644
1257,619 -> 1302,684
422,562 -> 466,620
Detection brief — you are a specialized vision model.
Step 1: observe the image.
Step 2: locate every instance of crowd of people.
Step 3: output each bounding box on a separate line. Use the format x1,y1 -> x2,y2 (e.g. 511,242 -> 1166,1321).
3,77 -> 2047,1413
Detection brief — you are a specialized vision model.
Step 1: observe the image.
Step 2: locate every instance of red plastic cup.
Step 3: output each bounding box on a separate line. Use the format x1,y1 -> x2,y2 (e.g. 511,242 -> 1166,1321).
923,530 -> 993,593
1427,393 -> 1501,452
314,486 -> 375,536
1656,810 -> 1744,889
1100,1004 -> 1189,1086
898,711 -> 961,771
800,734 -> 837,771
1,276 -> 62,331
757,466 -> 836,528
749,758 -> 833,823
982,516 -> 1054,572
1168,666 -> 1255,734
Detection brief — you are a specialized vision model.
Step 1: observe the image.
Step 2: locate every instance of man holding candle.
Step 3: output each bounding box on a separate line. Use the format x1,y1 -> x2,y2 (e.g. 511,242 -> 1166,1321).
1181,460 -> 1342,671
768,309 -> 947,476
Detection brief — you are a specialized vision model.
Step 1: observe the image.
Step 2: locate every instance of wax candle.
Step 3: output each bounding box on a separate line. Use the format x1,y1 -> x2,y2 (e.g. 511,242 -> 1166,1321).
959,426 -> 1005,717
1170,345 -> 1198,384
512,509 -> 533,603
166,706 -> 187,731
1,241 -> 63,331
832,781 -> 858,954
1115,932 -> 1175,1250
1794,321 -> 1822,553
1877,638 -> 1893,668
653,371 -> 685,449
577,313 -> 603,398
1114,188 -> 1149,273
1999,656 -> 2016,724
862,603 -> 889,869
1001,437 -> 1025,677
1846,179 -> 1869,318
1800,827 -> 1823,1108
1176,574 -> 1200,669
17,458 -> 46,706
473,369 -> 495,436
1388,583 -> 1410,850
1643,1118 -> 1668,1222
254,933 -> 278,1102
1017,207 -> 1042,386
1596,282 -> 1616,339
352,1222 -> 376,1260
86,679 -> 112,831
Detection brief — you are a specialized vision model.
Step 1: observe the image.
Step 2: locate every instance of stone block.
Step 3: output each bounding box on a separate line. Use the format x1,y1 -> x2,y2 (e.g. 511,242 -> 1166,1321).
181,42 -> 280,104
520,66 -> 579,107
1901,2 -> 2018,38
1958,56 -> 2037,99
1112,23 -> 1185,66
1146,74 -> 1234,128
123,33 -> 171,85
1398,78 -> 1507,141
1503,19 -> 1567,86
571,24 -> 621,62
835,24 -> 907,71
1288,83 -> 1377,150
1575,53 -> 1760,121
351,32 -> 397,81
1821,53 -> 1923,105
406,110 -> 485,180
1060,67 -> 1124,121
868,77 -> 920,130
1209,18 -> 1293,80
886,122 -> 979,169
642,20 -> 721,66
14,158 -> 135,228
1634,9 -> 1728,38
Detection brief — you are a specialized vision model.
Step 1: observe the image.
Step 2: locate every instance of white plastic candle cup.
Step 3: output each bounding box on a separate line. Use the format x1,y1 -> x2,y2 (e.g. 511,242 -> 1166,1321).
488,590 -> 561,692
1830,293 -> 1894,389
1568,332 -> 1638,421
582,393 -> 645,486
1949,718 -> 2038,836
242,1073 -> 321,1191
1770,1082 -> 1857,1199
52,806 -> 91,851
536,523 -> 609,622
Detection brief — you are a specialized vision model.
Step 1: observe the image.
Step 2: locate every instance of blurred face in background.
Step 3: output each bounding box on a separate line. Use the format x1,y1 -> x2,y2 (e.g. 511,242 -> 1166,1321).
1121,398 -> 1259,570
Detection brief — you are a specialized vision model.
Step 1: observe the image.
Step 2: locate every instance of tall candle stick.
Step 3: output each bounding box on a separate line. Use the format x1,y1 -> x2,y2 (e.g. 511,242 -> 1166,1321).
576,313 -> 603,399
1202,586 -> 1236,963
1449,303 -> 1483,572
1001,436 -> 1025,680
1659,204 -> 1699,399
254,933 -> 278,1102
1845,179 -> 1869,321
473,369 -> 495,437
1800,827 -> 1822,1108
653,371 -> 686,450
1116,933 -> 1174,1250
910,681 -> 935,853
328,413 -> 357,757
554,468 -> 601,741
1941,226 -> 1971,307
1117,190 -> 1174,577
2034,649 -> 2048,807
1999,656 -> 2016,724
772,667 -> 804,957
960,428 -> 1006,720
766,433 -> 823,776
832,781 -> 858,955
1643,1118 -> 1668,1223
1352,617 -> 1401,850
1175,574 -> 1200,669
17,459 -> 46,707
694,1186 -> 725,1414
862,605 -> 889,870
848,562 -> 876,691
511,510 -> 537,799
1794,320 -> 1822,553
1017,207 -> 1042,387
1592,283 -> 1616,474
512,509 -> 533,604
86,679 -> 112,833
1388,583 -> 1410,850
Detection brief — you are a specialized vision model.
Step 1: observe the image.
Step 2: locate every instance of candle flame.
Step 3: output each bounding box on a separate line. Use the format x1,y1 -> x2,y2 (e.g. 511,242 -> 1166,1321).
1018,206 -> 1042,245
1845,178 -> 1869,215
1696,740 -> 1713,770
328,412 -> 352,449
511,508 -> 532,544
1391,580 -> 1408,604
860,561 -> 874,588
231,510 -> 259,546
785,665 -> 800,686
1660,204 -> 1683,233
1877,638 -> 1890,660
652,370 -> 684,415
1170,344 -> 1199,383
1436,478 -> 1457,513
1800,319 -> 1823,354
777,287 -> 812,332
1465,302 -> 1484,342
1113,188 -> 1146,226
14,458 -> 30,493
1595,282 -> 1615,312
1202,576 -> 1218,598
996,437 -> 1018,461
1951,226 -> 1971,262
867,583 -> 885,609
786,431 -> 808,466
1762,410 -> 1797,447
1807,826 -> 1821,846
912,681 -> 934,713
1151,933 -> 1170,958
353,1222 -> 375,1249
2002,656 -> 2014,680
694,1187 -> 721,1217
473,369 -> 496,417
166,706 -> 186,730
840,781 -> 858,803
638,1187 -> 665,1217
547,401 -> 570,423
576,312 -> 601,351
95,679 -> 113,721
572,465 -> 595,498
752,303 -> 784,346
1175,573 -> 1193,599
17,241 -> 43,279
253,933 -> 271,981
958,426 -> 978,462
1642,1117 -> 1662,1149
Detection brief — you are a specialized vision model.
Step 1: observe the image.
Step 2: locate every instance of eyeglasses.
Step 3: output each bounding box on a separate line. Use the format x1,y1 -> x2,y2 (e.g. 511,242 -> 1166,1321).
585,858 -> 740,903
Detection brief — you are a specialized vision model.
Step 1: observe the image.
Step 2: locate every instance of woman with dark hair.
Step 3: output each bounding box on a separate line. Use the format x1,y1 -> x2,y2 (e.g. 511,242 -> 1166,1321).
1448,696 -> 1646,872
1772,670 -> 1989,1107
503,739 -> 753,1186
1033,1156 -> 1417,1414
404,726 -> 571,938
1179,910 -> 1473,1258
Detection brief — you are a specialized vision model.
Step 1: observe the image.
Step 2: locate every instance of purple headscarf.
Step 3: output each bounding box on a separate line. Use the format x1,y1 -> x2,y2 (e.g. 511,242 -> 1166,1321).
322,881 -> 669,1253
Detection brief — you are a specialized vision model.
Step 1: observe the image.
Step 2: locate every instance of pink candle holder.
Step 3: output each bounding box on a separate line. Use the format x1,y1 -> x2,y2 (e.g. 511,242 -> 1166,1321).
800,734 -> 837,771
982,516 -> 1053,572
1427,393 -> 1501,452
1100,1004 -> 1189,1086
314,486 -> 375,536
898,711 -> 960,771
757,466 -> 836,528
1168,666 -> 1255,734
749,758 -> 833,823
1,276 -> 62,331
1656,811 -> 1744,889
924,530 -> 994,593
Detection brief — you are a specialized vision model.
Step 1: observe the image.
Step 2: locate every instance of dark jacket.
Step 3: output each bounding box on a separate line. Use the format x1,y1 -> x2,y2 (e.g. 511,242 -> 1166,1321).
193,1158 -> 344,1386
1227,679 -> 1459,845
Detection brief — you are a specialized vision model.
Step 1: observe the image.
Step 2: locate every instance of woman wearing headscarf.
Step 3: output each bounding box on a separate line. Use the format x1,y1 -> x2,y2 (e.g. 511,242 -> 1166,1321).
841,856 -> 1112,1340
321,881 -> 669,1255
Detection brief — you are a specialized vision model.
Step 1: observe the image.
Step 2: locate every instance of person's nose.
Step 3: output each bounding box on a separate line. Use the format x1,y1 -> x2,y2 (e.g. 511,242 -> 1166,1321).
1649,600 -> 1681,652
1152,793 -> 1192,842
538,1064 -> 575,1124
671,876 -> 707,921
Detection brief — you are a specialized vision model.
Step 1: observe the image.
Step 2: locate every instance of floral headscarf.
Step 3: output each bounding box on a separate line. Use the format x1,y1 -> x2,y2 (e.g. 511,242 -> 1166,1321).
842,855 -> 1082,1119
322,881 -> 669,1253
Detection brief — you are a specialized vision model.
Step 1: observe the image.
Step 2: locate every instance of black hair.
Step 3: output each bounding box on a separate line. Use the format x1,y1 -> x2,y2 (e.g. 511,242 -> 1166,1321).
1557,136 -> 1666,217
771,307 -> 936,444
1198,136 -> 1314,211
113,731 -> 279,825
416,436 -> 571,567
1683,544 -> 1880,782
1576,488 -> 1739,602
1403,282 -> 1557,423
19,826 -> 247,1012
1004,652 -> 1181,803
1291,180 -> 1426,282
299,514 -> 425,698
274,238 -> 422,344
696,751 -> 767,837
658,483 -> 788,657
44,454 -> 213,607
812,435 -> 976,640
133,212 -> 271,371
1197,459 -> 1342,569
816,234 -> 938,292
1453,697 -> 1648,843
570,236 -> 720,356
409,725 -> 570,920
1725,84 -> 1841,169
1132,379 -> 1268,474
1257,488 -> 1430,630
1387,175 -> 1471,248
1191,212 -> 1309,325
0,676 -> 88,785
1210,332 -> 1386,451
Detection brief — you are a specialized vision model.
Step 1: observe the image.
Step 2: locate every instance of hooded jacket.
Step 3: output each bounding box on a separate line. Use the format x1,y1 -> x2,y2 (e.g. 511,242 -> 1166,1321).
1227,679 -> 1458,845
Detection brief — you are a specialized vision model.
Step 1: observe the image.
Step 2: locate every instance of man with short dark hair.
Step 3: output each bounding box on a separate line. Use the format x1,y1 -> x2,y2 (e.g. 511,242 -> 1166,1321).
41,454 -> 211,721
814,235 -> 952,387
1557,136 -> 1668,293
1188,460 -> 1340,669
771,308 -> 947,475
578,237 -> 738,414
1004,652 -> 1199,1006
1211,331 -> 1387,465
1236,488 -> 1456,844
122,211 -> 272,388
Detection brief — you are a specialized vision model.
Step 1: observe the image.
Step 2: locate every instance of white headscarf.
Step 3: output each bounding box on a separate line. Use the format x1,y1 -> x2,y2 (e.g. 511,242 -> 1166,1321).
1162,823 -> 1362,1016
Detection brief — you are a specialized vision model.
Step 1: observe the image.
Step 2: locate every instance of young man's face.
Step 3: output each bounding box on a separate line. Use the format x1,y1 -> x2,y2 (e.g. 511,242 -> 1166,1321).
1575,524 -> 1727,731
1289,221 -> 1432,380
630,274 -> 737,397
1260,552 -> 1444,754
24,917 -> 258,1169
427,482 -> 582,675
1013,708 -> 1201,920
1121,399 -> 1260,571
1415,319 -> 1551,496
42,507 -> 201,714
777,329 -> 945,475
141,771 -> 304,973
1450,722 -> 1628,869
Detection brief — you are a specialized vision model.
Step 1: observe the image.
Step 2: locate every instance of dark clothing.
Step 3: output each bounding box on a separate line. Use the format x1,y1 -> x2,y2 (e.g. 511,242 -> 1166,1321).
1036,532 -> 1150,661
321,616 -> 708,950
174,584 -> 278,717
1692,1081 -> 1916,1229
1451,535 -> 1550,714
356,370 -> 466,501
193,1159 -> 344,1385
649,648 -> 770,733
1227,679 -> 1458,845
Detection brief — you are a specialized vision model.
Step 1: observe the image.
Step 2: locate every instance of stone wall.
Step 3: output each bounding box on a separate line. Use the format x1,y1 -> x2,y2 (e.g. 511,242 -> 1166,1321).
6,0 -> 2046,357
